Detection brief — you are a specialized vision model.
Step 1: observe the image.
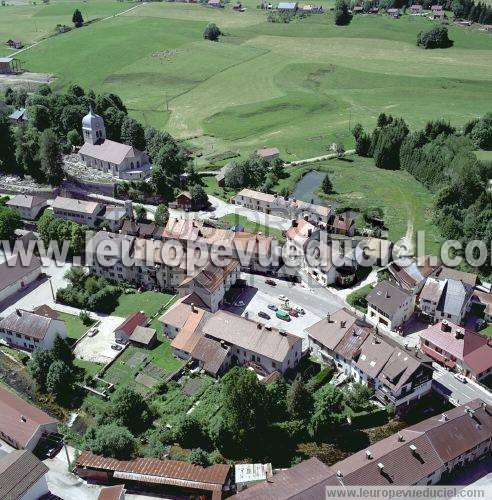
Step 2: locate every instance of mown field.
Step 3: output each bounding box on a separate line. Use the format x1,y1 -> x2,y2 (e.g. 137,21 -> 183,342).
7,1 -> 491,163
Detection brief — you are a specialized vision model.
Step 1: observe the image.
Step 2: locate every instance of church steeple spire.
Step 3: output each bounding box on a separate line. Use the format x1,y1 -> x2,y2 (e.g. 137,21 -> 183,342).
82,106 -> 106,145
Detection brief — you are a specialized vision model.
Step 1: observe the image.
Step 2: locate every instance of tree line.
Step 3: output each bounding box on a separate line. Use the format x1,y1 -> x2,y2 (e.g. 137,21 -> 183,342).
353,112 -> 492,276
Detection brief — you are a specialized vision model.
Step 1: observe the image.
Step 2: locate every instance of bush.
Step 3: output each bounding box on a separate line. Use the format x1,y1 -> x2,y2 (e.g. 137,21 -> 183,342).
203,23 -> 221,41
417,26 -> 452,49
306,367 -> 334,392
79,310 -> 92,325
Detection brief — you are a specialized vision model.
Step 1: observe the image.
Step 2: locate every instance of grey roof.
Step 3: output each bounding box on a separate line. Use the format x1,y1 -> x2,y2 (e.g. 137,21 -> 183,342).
278,2 -> 297,8
103,206 -> 127,221
0,253 -> 42,293
0,57 -> 13,63
6,194 -> 45,209
0,309 -> 61,340
0,450 -> 49,500
52,196 -> 102,215
366,280 -> 411,317
8,108 -> 28,121
129,325 -> 156,345
437,279 -> 473,317
191,336 -> 230,375
79,139 -> 141,165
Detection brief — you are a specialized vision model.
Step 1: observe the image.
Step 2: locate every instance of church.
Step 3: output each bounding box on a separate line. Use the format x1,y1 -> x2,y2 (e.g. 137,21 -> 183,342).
78,107 -> 151,180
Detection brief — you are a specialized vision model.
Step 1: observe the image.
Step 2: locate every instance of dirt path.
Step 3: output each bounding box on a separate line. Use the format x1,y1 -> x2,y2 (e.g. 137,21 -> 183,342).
287,149 -> 356,166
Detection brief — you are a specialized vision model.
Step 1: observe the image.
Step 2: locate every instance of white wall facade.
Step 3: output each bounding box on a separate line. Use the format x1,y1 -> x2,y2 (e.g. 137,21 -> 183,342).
0,266 -> 42,303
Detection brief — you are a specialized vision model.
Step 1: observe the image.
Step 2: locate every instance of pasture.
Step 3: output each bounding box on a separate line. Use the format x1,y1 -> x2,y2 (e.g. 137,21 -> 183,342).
6,1 -> 490,162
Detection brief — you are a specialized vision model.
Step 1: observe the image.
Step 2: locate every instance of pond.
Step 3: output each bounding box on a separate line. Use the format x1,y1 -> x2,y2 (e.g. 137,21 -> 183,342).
291,170 -> 326,206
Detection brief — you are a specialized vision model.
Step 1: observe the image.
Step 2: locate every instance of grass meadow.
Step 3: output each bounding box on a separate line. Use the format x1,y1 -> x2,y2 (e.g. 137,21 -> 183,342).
2,1 -> 491,245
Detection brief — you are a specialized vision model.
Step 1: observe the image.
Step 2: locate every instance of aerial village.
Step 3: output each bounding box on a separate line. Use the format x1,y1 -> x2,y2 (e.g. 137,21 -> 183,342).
0,1 -> 491,499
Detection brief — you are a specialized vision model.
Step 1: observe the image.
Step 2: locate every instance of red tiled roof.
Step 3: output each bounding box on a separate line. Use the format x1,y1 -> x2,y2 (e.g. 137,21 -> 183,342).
98,484 -> 124,500
0,385 -> 58,448
114,312 -> 148,336
76,452 -> 231,491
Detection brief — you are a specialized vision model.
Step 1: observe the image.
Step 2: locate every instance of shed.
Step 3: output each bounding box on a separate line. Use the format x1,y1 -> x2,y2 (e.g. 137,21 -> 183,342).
114,311 -> 148,344
129,325 -> 157,348
277,2 -> 297,10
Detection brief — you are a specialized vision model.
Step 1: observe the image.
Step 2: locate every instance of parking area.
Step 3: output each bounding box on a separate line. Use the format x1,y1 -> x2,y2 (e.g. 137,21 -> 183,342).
224,285 -> 321,350
74,315 -> 125,364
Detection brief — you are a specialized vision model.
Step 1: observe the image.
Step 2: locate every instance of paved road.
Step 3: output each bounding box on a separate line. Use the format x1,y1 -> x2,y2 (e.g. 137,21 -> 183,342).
286,149 -> 356,166
433,366 -> 492,406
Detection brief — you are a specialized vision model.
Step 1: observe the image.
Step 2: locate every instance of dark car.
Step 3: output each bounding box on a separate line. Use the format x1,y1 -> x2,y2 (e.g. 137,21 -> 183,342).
265,279 -> 277,286
267,304 -> 278,311
289,309 -> 299,317
258,311 -> 271,320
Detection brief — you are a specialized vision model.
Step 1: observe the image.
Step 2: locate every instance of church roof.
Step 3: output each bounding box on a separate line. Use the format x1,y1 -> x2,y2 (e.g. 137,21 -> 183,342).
79,139 -> 141,165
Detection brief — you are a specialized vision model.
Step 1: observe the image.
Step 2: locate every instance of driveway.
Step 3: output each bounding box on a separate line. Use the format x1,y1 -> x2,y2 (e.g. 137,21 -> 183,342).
74,315 -> 125,364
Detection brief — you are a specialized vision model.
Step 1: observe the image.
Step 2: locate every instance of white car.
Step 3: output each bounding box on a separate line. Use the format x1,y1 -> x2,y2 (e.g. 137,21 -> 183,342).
454,373 -> 467,383
278,295 -> 288,302
88,328 -> 99,337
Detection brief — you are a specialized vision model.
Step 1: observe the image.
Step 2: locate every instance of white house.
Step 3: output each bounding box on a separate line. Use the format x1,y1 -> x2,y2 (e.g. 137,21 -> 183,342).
0,253 -> 42,304
52,196 -> 104,228
6,194 -> 47,220
0,309 -> 67,351
366,280 -> 415,331
79,107 -> 151,180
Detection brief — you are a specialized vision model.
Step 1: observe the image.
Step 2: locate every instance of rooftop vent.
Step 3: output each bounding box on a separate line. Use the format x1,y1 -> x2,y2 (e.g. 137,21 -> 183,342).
441,413 -> 448,422
397,432 -> 404,442
20,416 -> 27,423
409,444 -> 417,453
336,470 -> 343,478
341,321 -> 347,328
378,463 -> 385,472
366,450 -> 372,460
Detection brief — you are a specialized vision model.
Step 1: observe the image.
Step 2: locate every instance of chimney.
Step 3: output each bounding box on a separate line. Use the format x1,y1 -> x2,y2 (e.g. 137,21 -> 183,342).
257,323 -> 262,330
385,291 -> 390,299
341,321 -> 346,328
409,444 -> 417,453
365,450 -> 372,460
292,219 -> 298,228
16,309 -> 21,317
304,214 -> 309,222
455,328 -> 464,339
336,470 -> 343,478
307,228 -> 312,237
244,311 -> 249,319
441,413 -> 448,422
397,432 -> 404,442
326,313 -> 332,323
378,463 -> 385,473
191,302 -> 196,313
279,330 -> 287,336
20,415 -> 27,423
441,320 -> 451,332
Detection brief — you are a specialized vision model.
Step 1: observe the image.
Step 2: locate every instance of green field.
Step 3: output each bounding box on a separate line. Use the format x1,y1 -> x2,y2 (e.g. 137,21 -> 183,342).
8,2 -> 491,163
218,213 -> 286,242
111,290 -> 175,319
58,311 -> 94,343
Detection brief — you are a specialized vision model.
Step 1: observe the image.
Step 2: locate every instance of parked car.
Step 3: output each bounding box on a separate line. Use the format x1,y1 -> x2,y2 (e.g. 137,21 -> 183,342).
289,309 -> 299,317
111,344 -> 123,351
281,303 -> 291,311
258,311 -> 270,320
88,328 -> 99,337
278,295 -> 288,302
454,372 -> 467,383
276,310 -> 291,321
295,306 -> 305,314
268,304 -> 278,311
265,279 -> 276,286
209,214 -> 218,220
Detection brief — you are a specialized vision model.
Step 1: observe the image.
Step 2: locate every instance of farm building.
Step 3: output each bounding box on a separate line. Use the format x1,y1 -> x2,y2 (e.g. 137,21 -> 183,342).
277,2 -> 297,10
6,194 -> 46,220
0,56 -> 20,74
256,147 -> 280,161
129,325 -> 157,349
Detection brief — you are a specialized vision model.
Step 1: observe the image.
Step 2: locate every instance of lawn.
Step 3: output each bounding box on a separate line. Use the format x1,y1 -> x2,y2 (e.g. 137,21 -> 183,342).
218,213 -> 286,242
111,291 -> 176,319
10,3 -> 491,164
73,358 -> 103,377
481,324 -> 492,338
58,311 -> 94,343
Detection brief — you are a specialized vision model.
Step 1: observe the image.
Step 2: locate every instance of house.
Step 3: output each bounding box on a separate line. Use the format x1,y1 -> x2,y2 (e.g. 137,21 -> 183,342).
201,311 -> 303,375
178,259 -> 240,312
237,399 -> 492,495
366,280 -> 415,331
79,107 -> 151,180
52,196 -> 104,228
215,162 -> 233,187
0,253 -> 42,304
0,57 -> 16,74
418,278 -> 473,325
75,452 -> 232,498
8,107 -> 29,126
159,293 -> 210,339
419,320 -> 492,381
431,4 -> 443,11
0,385 -> 59,450
256,147 -> 280,161
277,2 -> 297,10
353,5 -> 364,13
129,325 -> 157,349
387,8 -> 400,17
286,218 -> 319,253
327,213 -> 355,236
410,4 -> 423,14
114,311 -> 148,344
6,194 -> 46,220
231,188 -> 332,225
101,202 -> 132,231
435,266 -> 478,287
306,308 -> 433,412
387,256 -> 442,294
98,485 -> 125,500
235,463 -> 273,491
0,309 -> 67,351
208,0 -> 222,6
0,450 -> 50,500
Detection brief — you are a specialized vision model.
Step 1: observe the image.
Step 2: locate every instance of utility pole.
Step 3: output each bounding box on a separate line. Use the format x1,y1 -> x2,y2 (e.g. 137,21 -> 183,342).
49,278 -> 55,302
348,109 -> 352,132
